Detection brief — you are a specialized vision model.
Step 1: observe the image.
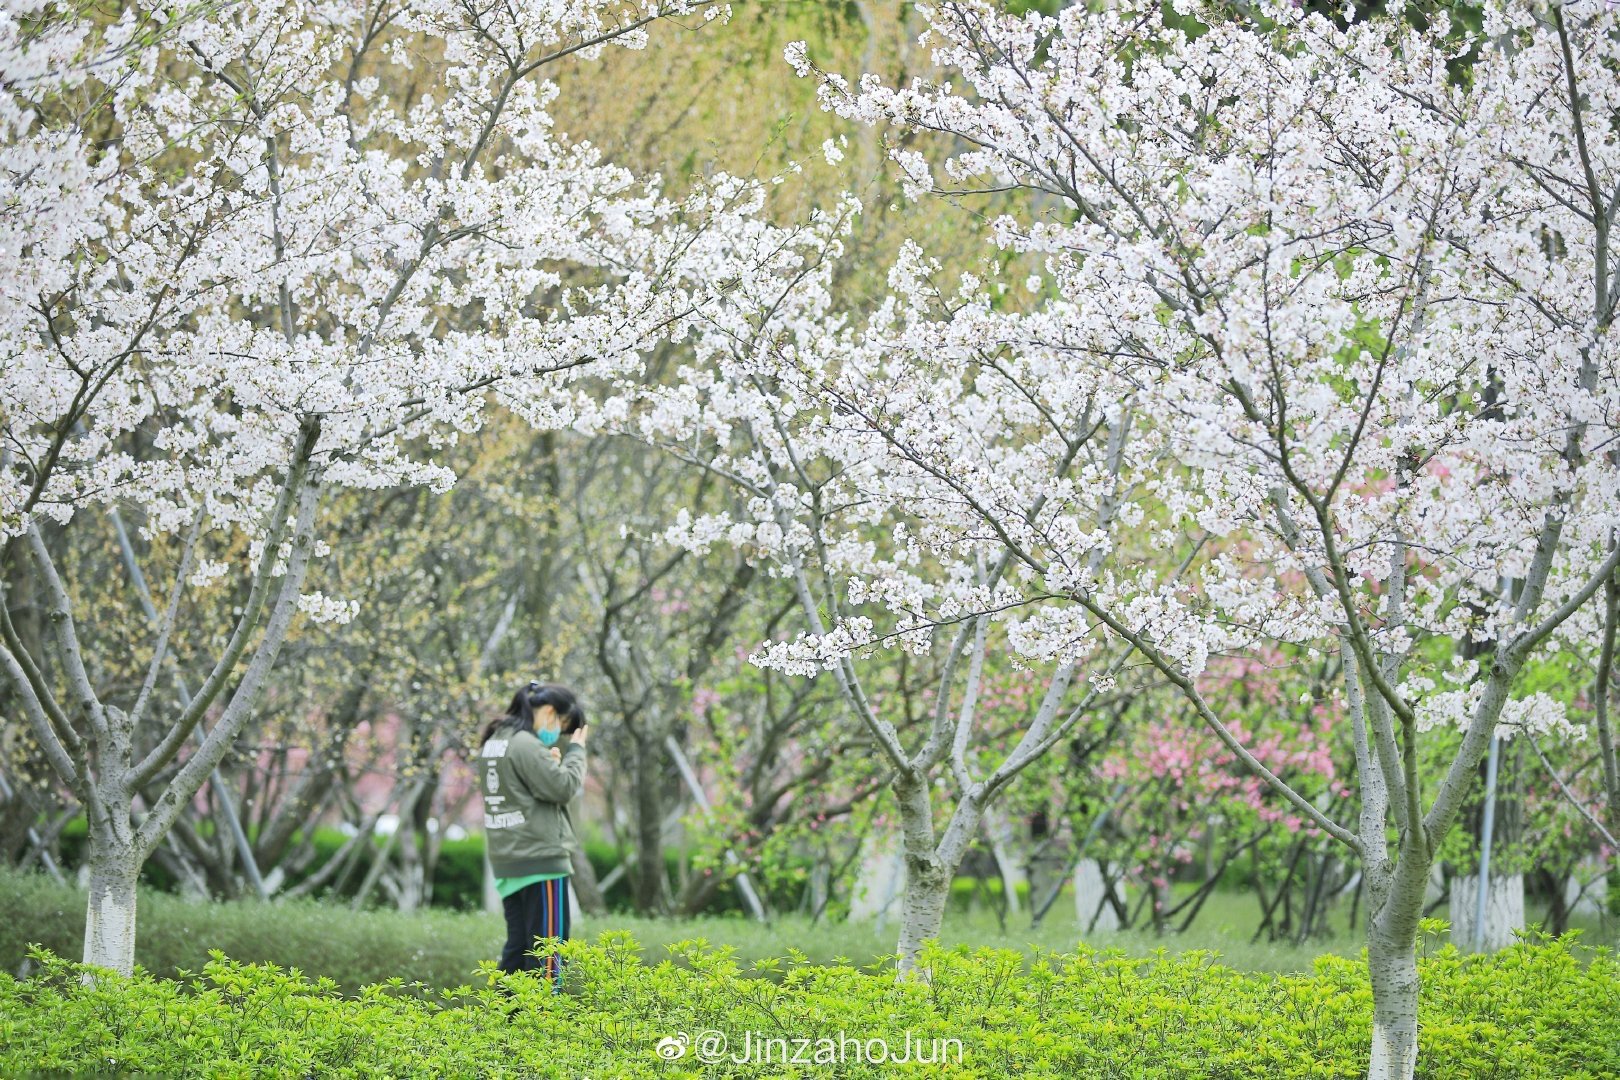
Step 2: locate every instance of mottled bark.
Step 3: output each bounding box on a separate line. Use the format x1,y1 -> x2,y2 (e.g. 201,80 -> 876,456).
1365,927 -> 1419,1080
894,851 -> 950,978
83,842 -> 140,975
1361,834 -> 1431,1080
893,772 -> 983,978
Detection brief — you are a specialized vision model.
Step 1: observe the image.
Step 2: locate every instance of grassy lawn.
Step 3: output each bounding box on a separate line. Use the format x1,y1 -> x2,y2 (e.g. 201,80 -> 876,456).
2,866 -> 1610,994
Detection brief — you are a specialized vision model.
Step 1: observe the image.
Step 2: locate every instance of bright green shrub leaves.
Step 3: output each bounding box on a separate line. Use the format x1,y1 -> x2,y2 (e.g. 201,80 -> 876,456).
1,933 -> 1614,1078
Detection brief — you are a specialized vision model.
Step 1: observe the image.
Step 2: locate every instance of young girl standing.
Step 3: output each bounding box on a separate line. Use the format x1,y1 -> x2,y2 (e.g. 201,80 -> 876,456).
477,682 -> 589,992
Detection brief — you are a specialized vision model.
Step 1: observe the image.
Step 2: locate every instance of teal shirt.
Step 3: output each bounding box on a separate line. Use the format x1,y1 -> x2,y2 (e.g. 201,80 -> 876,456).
495,871 -> 568,899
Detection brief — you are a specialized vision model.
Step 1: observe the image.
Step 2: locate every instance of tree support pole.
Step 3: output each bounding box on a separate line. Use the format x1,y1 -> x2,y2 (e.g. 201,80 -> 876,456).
1472,735 -> 1501,951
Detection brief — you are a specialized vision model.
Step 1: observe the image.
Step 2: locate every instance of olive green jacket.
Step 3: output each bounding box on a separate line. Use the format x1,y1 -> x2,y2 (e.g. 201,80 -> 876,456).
477,727 -> 587,877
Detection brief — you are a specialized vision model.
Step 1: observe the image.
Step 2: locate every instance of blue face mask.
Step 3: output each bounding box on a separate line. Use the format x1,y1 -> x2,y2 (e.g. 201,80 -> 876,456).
536,727 -> 559,747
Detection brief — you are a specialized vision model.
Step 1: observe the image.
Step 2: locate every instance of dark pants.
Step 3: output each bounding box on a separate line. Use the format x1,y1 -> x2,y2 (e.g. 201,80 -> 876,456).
499,875 -> 570,992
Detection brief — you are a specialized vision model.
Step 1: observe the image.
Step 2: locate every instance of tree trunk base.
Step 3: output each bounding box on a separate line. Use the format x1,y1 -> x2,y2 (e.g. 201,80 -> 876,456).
895,858 -> 949,982
83,853 -> 140,977
1366,935 -> 1419,1080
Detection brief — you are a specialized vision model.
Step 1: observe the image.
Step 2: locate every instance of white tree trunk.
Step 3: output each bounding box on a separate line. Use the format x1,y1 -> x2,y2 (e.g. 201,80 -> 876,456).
1424,862 -> 1444,905
83,843 -> 140,976
1074,858 -> 1122,932
894,852 -> 950,979
567,877 -> 583,927
1361,844 -> 1432,1080
847,829 -> 904,923
1366,926 -> 1419,1080
894,775 -> 988,978
1449,873 -> 1524,953
808,860 -> 830,916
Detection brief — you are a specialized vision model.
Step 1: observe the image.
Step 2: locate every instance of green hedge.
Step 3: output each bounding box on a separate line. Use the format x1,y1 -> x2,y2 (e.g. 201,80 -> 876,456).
52,818 -> 816,914
0,865 -> 504,992
55,815 -> 1042,916
1,866 -> 999,993
1,933 -> 1615,1078
55,819 -> 500,910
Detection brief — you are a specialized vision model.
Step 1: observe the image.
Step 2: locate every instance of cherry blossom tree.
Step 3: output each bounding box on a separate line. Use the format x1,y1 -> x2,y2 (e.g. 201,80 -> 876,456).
767,1 -> 1620,1075
0,0 -> 756,974
608,178 -> 1161,976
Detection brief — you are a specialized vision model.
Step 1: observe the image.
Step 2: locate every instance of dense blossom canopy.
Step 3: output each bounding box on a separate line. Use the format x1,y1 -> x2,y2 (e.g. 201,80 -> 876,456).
0,0 -> 747,554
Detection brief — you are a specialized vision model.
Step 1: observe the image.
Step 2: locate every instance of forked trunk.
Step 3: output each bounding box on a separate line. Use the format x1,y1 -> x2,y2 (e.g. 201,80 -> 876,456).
893,771 -> 984,980
892,769 -> 952,979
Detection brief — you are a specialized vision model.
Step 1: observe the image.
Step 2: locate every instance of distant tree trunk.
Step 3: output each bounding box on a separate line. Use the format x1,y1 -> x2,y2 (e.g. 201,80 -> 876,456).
570,844 -> 607,914
396,826 -> 423,911
631,736 -> 668,914
481,845 -> 500,913
847,826 -> 903,922
1449,872 -> 1524,953
0,766 -> 47,869
0,552 -> 54,871
981,804 -> 1025,915
253,682 -> 368,871
404,769 -> 441,911
1149,873 -> 1173,935
676,864 -> 726,916
1537,867 -> 1571,935
1074,858 -> 1122,933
